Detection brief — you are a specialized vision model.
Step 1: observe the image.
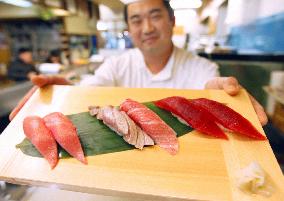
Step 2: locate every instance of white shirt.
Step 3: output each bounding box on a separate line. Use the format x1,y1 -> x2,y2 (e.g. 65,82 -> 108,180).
80,46 -> 219,89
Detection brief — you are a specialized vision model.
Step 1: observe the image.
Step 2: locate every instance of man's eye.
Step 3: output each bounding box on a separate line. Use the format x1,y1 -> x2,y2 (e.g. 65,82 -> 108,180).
131,19 -> 142,25
151,15 -> 162,20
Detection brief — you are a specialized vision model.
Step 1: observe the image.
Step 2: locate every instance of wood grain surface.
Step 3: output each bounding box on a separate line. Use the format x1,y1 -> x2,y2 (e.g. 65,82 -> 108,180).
0,85 -> 283,201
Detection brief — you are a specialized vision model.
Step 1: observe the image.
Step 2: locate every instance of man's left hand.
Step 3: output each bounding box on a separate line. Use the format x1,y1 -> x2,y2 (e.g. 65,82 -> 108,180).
205,77 -> 268,126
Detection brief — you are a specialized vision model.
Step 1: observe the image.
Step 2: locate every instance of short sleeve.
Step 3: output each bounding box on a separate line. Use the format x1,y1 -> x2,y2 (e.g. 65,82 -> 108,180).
79,58 -> 116,86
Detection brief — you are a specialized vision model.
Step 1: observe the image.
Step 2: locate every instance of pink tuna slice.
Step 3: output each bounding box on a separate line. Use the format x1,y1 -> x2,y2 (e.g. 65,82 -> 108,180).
23,116 -> 58,169
43,112 -> 87,164
120,99 -> 178,155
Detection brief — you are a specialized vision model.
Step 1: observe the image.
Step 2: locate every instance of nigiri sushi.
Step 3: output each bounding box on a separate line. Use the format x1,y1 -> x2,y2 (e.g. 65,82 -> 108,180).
190,98 -> 266,140
154,96 -> 228,139
89,105 -> 154,149
43,112 -> 87,164
23,116 -> 58,169
120,99 -> 179,155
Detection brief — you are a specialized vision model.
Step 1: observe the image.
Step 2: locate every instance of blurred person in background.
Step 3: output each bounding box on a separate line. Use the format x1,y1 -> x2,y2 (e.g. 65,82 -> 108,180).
46,49 -> 61,64
7,47 -> 38,81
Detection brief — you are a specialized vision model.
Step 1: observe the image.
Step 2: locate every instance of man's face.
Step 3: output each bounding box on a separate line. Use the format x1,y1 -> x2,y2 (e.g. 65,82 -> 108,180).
127,0 -> 174,54
19,52 -> 33,64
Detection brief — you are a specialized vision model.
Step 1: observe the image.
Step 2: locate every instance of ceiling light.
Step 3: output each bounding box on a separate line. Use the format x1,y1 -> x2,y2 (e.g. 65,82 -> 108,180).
0,0 -> 32,7
97,21 -> 108,31
119,0 -> 140,4
170,0 -> 202,9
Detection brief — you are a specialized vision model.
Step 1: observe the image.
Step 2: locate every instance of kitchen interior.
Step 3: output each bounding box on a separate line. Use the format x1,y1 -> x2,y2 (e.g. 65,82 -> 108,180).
0,0 -> 284,200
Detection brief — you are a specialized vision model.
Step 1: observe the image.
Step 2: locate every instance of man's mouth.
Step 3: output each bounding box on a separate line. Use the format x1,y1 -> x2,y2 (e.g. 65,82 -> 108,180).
142,36 -> 158,44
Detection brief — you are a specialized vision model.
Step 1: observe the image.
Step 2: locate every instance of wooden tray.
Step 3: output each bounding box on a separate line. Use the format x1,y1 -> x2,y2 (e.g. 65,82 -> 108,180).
0,86 -> 283,201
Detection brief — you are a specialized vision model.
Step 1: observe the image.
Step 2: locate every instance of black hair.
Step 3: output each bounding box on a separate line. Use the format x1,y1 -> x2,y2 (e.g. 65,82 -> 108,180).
123,0 -> 174,23
49,49 -> 61,57
18,47 -> 32,55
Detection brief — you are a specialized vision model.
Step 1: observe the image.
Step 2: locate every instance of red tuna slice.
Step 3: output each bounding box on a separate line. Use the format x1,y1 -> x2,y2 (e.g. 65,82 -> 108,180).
190,98 -> 266,140
23,116 -> 58,169
43,112 -> 87,164
155,96 -> 228,140
120,99 -> 178,155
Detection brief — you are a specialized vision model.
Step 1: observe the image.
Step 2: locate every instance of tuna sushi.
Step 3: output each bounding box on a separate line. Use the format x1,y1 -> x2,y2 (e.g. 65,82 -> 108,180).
154,96 -> 228,139
190,98 -> 266,140
120,99 -> 179,155
89,105 -> 154,149
23,116 -> 58,169
43,112 -> 87,164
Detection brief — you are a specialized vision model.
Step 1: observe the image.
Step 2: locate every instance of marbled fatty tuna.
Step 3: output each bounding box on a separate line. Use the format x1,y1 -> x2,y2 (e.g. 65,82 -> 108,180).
120,99 -> 178,155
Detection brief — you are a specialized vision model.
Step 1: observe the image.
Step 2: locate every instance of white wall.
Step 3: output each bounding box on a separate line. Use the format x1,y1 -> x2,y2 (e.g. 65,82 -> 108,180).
98,4 -> 126,31
258,0 -> 284,18
226,0 -> 260,26
226,0 -> 284,26
174,9 -> 208,36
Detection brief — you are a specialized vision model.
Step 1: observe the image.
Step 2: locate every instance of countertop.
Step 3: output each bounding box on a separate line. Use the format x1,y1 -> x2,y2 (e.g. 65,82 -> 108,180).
198,52 -> 284,62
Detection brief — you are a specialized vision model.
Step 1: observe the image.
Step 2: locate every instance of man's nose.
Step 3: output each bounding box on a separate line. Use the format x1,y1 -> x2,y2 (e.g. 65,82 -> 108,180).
142,18 -> 155,34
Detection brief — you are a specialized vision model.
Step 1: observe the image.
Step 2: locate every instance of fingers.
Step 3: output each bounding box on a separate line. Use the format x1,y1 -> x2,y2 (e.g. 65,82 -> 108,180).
248,94 -> 268,126
205,77 -> 240,96
222,77 -> 240,96
9,86 -> 38,121
205,77 -> 268,126
31,74 -> 49,87
10,75 -> 71,121
49,76 -> 71,85
31,75 -> 71,87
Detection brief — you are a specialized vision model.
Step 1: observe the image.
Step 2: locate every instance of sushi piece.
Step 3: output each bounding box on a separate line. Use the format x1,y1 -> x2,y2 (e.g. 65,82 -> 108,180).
190,98 -> 267,140
120,111 -> 138,145
120,99 -> 178,155
123,111 -> 155,149
154,96 -> 228,139
89,105 -> 128,136
43,112 -> 87,164
23,116 -> 58,169
89,106 -> 154,149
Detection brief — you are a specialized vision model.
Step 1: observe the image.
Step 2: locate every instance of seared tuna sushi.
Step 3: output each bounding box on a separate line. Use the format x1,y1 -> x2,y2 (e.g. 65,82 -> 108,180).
89,105 -> 154,149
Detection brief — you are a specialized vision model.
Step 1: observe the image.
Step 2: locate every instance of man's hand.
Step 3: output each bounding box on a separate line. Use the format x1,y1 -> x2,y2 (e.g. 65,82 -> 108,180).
9,75 -> 70,121
205,77 -> 268,126
27,71 -> 37,80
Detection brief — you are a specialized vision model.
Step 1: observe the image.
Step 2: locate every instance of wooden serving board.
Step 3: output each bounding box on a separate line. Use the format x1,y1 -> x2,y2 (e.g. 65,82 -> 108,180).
0,86 -> 283,201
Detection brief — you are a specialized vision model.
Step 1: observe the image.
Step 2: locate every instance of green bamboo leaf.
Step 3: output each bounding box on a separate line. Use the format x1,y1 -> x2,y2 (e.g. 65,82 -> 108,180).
16,103 -> 193,158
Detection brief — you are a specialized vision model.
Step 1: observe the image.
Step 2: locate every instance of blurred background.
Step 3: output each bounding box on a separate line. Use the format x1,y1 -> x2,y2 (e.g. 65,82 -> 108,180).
0,0 -> 284,200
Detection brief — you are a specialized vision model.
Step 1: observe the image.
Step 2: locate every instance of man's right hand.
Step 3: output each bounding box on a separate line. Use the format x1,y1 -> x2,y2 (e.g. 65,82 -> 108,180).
9,75 -> 71,121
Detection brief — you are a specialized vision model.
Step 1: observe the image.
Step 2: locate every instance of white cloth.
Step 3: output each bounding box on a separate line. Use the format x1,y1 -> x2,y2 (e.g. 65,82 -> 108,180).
80,46 -> 219,89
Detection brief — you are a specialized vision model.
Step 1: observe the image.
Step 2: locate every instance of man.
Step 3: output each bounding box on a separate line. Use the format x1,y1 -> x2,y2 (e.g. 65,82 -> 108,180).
7,48 -> 38,81
10,0 -> 267,126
